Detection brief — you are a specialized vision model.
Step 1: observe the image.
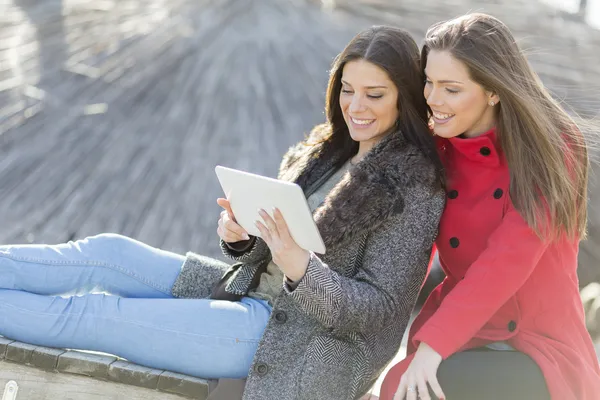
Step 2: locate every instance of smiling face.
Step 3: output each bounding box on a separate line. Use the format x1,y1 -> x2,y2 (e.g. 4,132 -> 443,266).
339,59 -> 399,148
424,50 -> 499,138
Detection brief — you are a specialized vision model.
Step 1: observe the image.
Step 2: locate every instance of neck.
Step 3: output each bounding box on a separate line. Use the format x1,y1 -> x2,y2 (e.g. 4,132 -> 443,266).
352,139 -> 377,164
463,114 -> 496,138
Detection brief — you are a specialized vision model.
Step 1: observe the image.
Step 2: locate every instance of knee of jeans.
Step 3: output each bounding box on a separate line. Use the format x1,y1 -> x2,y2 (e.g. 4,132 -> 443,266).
84,233 -> 130,252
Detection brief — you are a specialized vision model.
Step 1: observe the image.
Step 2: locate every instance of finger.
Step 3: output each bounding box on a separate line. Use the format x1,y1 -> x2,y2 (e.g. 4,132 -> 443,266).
416,374 -> 430,400
216,198 -> 236,221
426,373 -> 445,400
259,209 -> 279,238
405,376 -> 418,400
218,217 -> 236,241
223,227 -> 247,242
217,226 -> 236,243
255,220 -> 271,244
272,208 -> 292,241
223,218 -> 250,240
393,377 -> 407,400
217,222 -> 240,243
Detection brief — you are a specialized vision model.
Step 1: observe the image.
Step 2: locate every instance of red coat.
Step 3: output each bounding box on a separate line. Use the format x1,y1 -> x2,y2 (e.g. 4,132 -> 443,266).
405,128 -> 600,399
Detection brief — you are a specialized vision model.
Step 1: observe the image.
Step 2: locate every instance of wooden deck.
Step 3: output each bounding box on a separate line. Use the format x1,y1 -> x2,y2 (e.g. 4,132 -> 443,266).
0,0 -> 360,260
1,0 -> 599,273
0,338 -> 214,399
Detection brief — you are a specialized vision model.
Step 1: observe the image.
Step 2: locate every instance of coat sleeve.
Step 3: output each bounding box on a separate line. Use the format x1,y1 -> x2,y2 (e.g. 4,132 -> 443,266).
170,252 -> 231,299
284,186 -> 445,334
411,202 -> 551,359
220,237 -> 272,264
172,237 -> 271,299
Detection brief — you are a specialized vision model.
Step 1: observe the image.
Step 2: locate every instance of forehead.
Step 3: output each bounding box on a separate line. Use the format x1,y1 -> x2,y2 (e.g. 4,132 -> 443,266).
341,59 -> 392,86
425,50 -> 471,80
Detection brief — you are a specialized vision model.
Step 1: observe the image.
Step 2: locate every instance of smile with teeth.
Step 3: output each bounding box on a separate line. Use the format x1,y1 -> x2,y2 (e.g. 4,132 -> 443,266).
351,117 -> 375,125
432,111 -> 455,120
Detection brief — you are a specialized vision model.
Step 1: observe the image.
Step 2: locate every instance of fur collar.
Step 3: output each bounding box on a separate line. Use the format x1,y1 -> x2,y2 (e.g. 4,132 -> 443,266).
278,126 -> 438,249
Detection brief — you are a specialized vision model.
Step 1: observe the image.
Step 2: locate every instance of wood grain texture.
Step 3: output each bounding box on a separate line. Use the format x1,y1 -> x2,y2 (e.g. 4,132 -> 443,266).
0,0 -> 597,278
0,362 -> 197,399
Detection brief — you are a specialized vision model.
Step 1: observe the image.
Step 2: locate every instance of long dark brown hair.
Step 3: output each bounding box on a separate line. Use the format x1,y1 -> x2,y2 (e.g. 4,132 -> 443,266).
422,13 -> 589,240
309,26 -> 444,183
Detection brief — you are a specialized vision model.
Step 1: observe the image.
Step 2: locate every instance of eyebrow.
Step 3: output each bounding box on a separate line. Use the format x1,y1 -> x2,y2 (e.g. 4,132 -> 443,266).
341,79 -> 388,89
424,73 -> 464,85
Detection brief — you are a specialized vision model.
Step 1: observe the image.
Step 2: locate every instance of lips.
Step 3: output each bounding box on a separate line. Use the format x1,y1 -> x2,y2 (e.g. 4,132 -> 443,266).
432,110 -> 455,125
351,117 -> 375,126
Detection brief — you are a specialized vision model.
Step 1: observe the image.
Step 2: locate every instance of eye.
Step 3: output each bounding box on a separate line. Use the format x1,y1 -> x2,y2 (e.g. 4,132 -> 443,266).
367,94 -> 383,99
424,79 -> 432,85
445,88 -> 459,94
341,89 -> 353,94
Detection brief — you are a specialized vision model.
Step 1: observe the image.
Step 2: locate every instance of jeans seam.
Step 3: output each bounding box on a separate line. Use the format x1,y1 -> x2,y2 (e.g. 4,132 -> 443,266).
0,254 -> 173,296
0,301 -> 262,343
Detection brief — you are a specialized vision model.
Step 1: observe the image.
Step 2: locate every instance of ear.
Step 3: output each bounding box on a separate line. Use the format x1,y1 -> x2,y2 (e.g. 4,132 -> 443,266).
486,91 -> 500,106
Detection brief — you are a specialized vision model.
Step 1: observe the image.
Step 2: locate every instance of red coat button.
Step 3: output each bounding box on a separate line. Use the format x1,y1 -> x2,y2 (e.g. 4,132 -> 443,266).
450,237 -> 460,248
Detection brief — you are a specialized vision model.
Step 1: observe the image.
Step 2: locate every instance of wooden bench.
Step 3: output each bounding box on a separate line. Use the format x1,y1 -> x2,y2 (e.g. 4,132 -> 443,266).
0,337 -> 216,399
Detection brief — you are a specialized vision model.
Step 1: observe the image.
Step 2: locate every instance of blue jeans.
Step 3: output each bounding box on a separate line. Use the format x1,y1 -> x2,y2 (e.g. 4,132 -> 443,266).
0,233 -> 271,379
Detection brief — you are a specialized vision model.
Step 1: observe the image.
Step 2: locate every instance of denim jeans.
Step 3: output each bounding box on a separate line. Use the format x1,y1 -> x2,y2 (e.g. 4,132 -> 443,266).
0,233 -> 271,379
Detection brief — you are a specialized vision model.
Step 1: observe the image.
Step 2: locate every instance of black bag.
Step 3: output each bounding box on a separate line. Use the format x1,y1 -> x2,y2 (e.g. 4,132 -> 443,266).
209,261 -> 269,302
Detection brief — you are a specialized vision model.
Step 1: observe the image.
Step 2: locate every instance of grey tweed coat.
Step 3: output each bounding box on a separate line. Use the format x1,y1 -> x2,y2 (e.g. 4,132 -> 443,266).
171,127 -> 445,400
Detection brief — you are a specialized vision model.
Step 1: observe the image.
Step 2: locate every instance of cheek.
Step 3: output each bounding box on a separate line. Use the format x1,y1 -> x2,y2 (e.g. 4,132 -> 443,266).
377,99 -> 399,123
339,97 -> 350,113
451,93 -> 481,117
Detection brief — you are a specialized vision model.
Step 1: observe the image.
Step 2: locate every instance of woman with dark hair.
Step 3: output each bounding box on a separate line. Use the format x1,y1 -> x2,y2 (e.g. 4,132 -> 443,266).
381,13 -> 600,400
0,26 -> 444,400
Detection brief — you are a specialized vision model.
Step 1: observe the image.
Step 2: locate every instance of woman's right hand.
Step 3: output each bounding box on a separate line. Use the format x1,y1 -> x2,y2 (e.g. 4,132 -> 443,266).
217,198 -> 251,243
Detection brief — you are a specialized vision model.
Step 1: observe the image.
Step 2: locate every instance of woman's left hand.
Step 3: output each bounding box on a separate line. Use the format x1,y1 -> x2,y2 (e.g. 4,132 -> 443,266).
255,208 -> 310,282
394,342 -> 446,400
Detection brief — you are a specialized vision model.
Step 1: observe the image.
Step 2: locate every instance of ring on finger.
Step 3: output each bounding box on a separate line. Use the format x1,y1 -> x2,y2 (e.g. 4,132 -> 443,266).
407,386 -> 416,393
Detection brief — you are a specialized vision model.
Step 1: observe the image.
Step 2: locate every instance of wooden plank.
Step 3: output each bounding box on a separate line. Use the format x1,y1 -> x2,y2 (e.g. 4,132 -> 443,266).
0,362 -> 196,400
0,0 -> 598,288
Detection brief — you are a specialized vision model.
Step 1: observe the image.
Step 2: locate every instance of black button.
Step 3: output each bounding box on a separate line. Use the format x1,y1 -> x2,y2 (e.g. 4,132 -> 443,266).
493,189 -> 504,199
508,320 -> 517,332
480,147 -> 491,156
274,311 -> 288,324
447,190 -> 458,199
449,237 -> 460,248
254,363 -> 269,376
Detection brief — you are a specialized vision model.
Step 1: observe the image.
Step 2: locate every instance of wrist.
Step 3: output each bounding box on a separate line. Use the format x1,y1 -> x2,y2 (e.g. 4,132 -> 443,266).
418,342 -> 442,361
283,250 -> 310,281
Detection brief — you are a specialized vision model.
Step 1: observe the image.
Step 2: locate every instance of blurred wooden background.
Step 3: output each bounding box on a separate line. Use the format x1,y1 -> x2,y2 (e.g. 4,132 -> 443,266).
0,0 -> 598,284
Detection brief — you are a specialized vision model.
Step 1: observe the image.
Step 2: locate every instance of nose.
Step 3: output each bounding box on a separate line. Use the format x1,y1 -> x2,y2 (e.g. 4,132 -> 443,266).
349,94 -> 366,113
425,86 -> 443,108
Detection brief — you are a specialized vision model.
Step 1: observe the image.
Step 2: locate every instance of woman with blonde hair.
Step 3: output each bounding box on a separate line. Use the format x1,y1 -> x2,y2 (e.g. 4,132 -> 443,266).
381,13 -> 600,400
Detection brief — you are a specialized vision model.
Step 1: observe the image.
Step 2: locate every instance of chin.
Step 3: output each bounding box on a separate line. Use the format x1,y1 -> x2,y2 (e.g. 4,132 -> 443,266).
348,130 -> 371,142
433,126 -> 460,139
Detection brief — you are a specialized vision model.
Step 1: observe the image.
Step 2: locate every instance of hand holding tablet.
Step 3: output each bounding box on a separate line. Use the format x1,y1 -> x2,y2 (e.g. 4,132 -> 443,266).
215,166 -> 326,254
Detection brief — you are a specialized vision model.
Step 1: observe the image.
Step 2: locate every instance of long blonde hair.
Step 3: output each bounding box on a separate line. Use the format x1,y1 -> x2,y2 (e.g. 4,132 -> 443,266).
422,13 -> 589,240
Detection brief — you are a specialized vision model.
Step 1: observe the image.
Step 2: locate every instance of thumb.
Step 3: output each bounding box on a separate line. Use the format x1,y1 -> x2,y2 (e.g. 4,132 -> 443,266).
217,198 -> 236,221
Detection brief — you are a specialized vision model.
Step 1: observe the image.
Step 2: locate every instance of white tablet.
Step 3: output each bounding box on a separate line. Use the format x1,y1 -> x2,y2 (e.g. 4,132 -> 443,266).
215,165 -> 326,254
